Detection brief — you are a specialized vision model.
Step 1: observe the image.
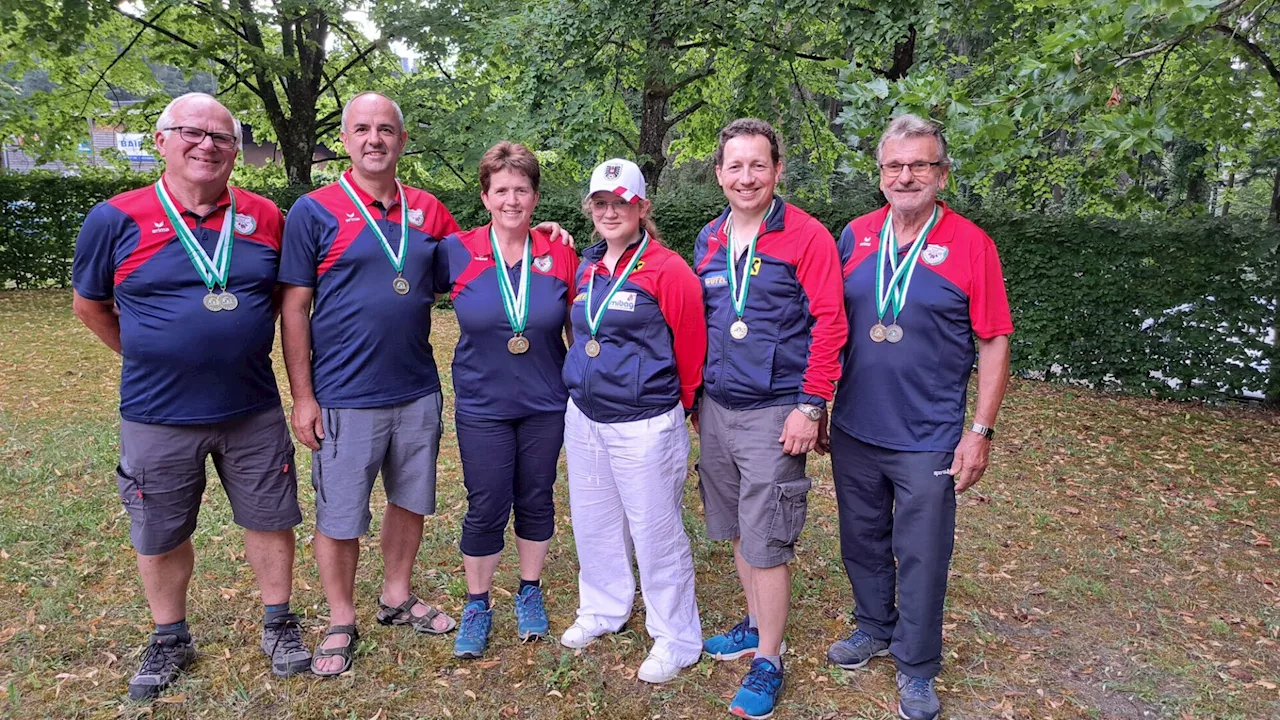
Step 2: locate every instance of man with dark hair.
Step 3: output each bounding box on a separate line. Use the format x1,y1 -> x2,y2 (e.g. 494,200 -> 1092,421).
826,114 -> 1013,720
694,117 -> 847,718
73,92 -> 310,701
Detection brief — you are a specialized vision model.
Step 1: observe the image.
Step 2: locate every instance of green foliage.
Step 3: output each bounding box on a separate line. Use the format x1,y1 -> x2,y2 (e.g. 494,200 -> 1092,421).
4,172 -> 1275,402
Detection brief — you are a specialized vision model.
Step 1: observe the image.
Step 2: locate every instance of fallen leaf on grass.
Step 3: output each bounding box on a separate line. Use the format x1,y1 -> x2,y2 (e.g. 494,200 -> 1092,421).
156,694 -> 186,704
475,659 -> 501,669
464,690 -> 477,700
546,690 -> 563,698
1061,506 -> 1081,515
1256,679 -> 1277,690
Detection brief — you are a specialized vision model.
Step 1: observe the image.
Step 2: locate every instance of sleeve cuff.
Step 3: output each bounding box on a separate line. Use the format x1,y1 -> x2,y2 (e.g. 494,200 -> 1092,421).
798,394 -> 827,409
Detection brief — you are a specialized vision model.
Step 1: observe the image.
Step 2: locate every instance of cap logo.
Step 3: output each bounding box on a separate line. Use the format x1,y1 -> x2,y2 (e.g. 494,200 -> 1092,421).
604,164 -> 622,180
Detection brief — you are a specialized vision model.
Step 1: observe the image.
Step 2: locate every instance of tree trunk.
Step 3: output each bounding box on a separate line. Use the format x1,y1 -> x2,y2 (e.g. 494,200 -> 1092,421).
638,86 -> 670,188
1271,167 -> 1280,224
1222,170 -> 1234,216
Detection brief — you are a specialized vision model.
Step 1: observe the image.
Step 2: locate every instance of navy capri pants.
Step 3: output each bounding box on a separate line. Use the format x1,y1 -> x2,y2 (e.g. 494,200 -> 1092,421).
456,410 -> 565,557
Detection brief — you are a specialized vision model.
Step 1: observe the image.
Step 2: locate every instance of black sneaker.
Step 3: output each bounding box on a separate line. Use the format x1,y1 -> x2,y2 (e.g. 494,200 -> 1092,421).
261,613 -> 312,676
127,632 -> 197,701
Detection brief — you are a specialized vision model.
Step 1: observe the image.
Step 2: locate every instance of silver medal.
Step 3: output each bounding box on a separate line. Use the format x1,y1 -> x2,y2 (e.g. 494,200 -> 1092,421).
203,292 -> 223,312
885,323 -> 904,343
392,276 -> 410,295
730,320 -> 749,340
217,291 -> 239,311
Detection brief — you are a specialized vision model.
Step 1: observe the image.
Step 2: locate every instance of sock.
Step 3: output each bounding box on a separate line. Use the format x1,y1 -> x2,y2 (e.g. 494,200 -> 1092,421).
757,654 -> 783,672
264,602 -> 291,624
468,591 -> 490,608
519,578 -> 541,592
747,614 -> 758,631
155,619 -> 190,641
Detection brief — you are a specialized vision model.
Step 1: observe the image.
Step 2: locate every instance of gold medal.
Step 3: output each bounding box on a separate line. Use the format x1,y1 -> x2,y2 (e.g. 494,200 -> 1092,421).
730,320 -> 749,340
885,323 -> 904,343
203,292 -> 223,312
584,338 -> 601,357
508,335 -> 530,354
869,323 -> 887,343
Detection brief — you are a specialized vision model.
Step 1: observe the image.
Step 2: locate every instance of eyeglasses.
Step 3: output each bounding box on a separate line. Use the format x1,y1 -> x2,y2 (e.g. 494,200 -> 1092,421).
879,161 -> 944,176
164,126 -> 238,150
590,198 -> 634,214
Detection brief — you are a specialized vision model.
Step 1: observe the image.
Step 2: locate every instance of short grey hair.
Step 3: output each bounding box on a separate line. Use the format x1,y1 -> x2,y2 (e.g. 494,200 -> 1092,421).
341,92 -> 405,132
156,92 -> 243,148
876,114 -> 949,166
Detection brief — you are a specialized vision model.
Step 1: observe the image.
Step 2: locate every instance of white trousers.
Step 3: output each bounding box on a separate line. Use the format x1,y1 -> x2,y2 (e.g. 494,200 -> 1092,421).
564,399 -> 703,666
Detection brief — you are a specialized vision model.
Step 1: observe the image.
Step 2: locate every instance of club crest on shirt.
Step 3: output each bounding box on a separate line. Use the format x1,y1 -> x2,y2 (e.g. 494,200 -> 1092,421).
234,214 -> 256,235
607,291 -> 636,312
534,255 -> 553,272
604,164 -> 621,180
151,221 -> 170,234
922,244 -> 948,266
704,274 -> 728,287
407,208 -> 425,227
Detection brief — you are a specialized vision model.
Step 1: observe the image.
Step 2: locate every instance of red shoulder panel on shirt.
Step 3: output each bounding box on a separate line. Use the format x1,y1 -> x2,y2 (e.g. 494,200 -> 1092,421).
111,185 -> 173,286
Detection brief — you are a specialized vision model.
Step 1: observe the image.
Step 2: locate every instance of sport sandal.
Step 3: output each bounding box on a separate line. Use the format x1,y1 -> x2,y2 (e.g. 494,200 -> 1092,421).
310,625 -> 358,677
376,592 -> 457,634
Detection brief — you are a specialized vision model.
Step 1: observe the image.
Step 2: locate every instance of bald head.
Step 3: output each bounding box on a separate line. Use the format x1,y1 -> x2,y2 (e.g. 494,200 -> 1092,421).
341,92 -> 404,134
157,93 -> 241,146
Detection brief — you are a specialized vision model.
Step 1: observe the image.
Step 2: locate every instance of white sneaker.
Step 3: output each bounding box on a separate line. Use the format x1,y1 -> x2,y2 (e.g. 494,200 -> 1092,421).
560,621 -> 608,649
636,654 -> 681,684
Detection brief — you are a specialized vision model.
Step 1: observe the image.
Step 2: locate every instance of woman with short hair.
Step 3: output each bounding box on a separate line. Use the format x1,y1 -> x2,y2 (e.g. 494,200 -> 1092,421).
436,142 -> 580,658
559,158 -> 707,684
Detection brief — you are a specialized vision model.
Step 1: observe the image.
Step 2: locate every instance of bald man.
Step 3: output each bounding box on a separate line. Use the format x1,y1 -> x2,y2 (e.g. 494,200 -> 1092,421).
73,92 -> 311,701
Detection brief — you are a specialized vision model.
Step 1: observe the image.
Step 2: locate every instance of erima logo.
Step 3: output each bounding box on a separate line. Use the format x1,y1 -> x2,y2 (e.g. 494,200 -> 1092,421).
345,213 -> 360,223
860,236 -> 873,247
474,255 -> 491,262
151,221 -> 170,234
704,275 -> 728,287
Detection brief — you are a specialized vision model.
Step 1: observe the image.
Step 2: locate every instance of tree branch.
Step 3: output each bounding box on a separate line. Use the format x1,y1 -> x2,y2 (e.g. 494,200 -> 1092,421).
605,126 -> 640,155
667,68 -> 715,97
1209,22 -> 1280,89
79,5 -> 172,116
1116,0 -> 1250,66
318,39 -> 383,98
111,6 -> 262,96
665,99 -> 706,130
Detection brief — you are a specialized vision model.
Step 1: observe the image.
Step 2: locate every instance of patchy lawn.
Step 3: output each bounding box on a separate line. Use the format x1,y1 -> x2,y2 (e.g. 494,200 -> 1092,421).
0,289 -> 1277,720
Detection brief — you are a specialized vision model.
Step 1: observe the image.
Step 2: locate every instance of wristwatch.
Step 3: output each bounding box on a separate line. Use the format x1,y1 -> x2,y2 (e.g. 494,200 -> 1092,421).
796,403 -> 823,421
969,422 -> 995,440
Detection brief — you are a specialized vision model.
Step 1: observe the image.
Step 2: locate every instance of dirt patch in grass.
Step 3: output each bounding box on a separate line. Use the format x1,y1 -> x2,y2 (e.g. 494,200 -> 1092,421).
1,289 -> 1278,719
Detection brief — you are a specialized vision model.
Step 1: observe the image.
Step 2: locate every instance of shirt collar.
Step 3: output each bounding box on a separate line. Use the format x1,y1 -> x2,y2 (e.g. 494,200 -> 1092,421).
158,175 -> 233,218
873,200 -> 955,246
341,168 -> 402,211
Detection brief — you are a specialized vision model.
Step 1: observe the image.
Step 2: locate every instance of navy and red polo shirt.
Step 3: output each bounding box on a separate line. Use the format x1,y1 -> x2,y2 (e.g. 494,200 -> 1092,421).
279,170 -> 460,409
438,225 -> 580,419
833,202 -> 1013,452
72,180 -> 285,425
563,234 -> 707,424
694,196 -> 847,410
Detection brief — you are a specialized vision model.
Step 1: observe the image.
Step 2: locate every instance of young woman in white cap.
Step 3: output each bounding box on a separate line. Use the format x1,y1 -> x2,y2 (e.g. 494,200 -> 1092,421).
559,158 -> 707,683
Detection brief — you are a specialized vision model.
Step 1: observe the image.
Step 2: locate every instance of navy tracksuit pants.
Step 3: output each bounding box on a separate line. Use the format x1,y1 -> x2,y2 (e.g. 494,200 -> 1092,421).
830,425 -> 956,679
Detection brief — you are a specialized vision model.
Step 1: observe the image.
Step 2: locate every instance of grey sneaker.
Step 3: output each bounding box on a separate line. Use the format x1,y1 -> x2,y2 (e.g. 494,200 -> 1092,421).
896,671 -> 940,720
827,629 -> 890,669
128,633 -> 197,701
261,613 -> 312,676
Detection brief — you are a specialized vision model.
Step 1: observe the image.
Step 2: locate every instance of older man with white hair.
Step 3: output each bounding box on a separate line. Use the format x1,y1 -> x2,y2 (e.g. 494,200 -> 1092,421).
824,114 -> 1013,720
73,92 -> 311,701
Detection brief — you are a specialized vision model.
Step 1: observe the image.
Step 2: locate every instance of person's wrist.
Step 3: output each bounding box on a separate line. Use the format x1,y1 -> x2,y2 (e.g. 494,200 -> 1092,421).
796,403 -> 823,421
969,422 -> 995,440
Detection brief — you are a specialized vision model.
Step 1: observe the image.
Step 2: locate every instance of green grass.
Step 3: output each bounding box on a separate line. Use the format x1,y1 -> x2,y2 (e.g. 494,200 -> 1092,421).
1,289 -> 1279,719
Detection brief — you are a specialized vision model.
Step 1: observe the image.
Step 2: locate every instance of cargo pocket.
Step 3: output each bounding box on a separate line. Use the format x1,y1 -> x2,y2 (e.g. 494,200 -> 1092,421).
766,475 -> 812,548
116,464 -> 146,512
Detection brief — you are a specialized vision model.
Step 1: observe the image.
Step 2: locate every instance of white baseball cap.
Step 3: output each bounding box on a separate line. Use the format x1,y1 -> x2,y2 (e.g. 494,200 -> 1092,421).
588,158 -> 646,203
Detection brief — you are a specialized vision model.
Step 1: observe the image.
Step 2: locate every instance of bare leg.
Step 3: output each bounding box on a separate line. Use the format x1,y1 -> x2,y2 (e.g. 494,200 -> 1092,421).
243,529 -> 295,606
732,538 -> 758,621
380,502 -> 450,631
515,536 -> 550,582
314,532 -> 359,674
752,563 -> 791,657
138,540 -> 195,626
463,552 -> 501,595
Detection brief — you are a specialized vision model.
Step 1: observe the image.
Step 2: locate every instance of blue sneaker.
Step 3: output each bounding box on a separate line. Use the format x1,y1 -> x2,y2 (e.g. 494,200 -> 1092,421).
729,657 -> 784,719
452,601 -> 492,659
896,672 -> 941,720
514,585 -> 549,641
827,628 -> 890,670
704,618 -> 754,660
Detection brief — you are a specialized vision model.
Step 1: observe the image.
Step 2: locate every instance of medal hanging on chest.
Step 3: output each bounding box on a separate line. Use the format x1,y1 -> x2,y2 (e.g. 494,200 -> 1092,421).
490,227 -> 533,355
871,206 -> 939,343
724,203 -> 774,341
155,181 -> 238,312
583,231 -> 651,358
339,174 -> 411,295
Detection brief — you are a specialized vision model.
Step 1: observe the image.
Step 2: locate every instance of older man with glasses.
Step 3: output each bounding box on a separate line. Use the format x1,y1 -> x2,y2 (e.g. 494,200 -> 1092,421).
73,92 -> 311,701
823,114 -> 1013,720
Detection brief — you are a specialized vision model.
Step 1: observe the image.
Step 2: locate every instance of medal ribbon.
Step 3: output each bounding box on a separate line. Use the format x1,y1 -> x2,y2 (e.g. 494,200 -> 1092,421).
489,227 -> 532,334
874,205 -> 940,321
585,231 -> 651,337
725,201 -> 776,321
338,174 -> 408,274
155,181 -> 236,291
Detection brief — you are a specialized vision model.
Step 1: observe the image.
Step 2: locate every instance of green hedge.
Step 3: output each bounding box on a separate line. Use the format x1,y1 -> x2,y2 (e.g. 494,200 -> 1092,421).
2,172 -> 1276,403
